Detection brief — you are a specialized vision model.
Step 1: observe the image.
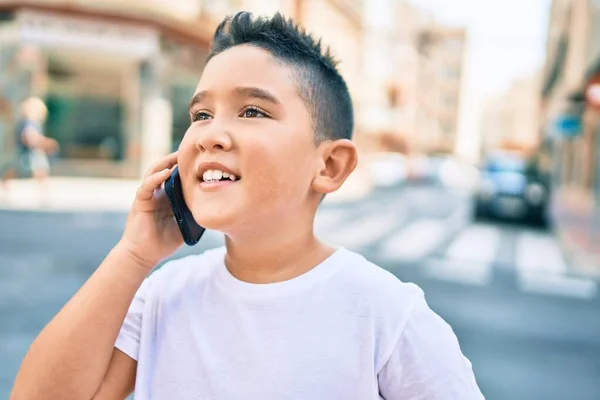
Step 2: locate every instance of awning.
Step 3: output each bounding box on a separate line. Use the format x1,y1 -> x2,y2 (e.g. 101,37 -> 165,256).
0,1 -> 216,48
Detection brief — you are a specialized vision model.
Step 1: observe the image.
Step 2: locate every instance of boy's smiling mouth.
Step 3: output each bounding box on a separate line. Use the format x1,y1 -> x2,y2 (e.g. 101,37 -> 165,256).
202,169 -> 239,183
197,162 -> 241,189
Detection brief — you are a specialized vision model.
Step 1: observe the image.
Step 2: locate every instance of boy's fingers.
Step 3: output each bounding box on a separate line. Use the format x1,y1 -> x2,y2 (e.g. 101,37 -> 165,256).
144,152 -> 178,179
137,169 -> 171,201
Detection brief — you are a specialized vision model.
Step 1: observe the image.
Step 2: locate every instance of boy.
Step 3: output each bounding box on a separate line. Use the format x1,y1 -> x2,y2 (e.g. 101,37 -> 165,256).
11,12 -> 484,400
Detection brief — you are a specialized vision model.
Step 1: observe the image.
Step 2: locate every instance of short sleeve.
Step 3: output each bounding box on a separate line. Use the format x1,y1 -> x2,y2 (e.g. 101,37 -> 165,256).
114,275 -> 154,361
377,296 -> 485,400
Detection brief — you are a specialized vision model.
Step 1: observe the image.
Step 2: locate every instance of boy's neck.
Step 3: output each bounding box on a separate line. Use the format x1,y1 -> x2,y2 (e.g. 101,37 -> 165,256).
223,222 -> 335,284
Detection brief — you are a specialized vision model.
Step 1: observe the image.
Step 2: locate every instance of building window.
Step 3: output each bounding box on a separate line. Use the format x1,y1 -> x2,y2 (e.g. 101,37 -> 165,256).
444,94 -> 455,107
442,122 -> 454,136
45,95 -> 124,160
445,38 -> 463,53
443,67 -> 459,79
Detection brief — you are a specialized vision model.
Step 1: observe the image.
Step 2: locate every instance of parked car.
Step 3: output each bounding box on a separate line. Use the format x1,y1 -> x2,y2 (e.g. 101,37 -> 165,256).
472,152 -> 551,227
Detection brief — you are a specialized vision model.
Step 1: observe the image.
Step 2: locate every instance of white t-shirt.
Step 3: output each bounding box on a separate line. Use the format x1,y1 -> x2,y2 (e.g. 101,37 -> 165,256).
116,246 -> 484,400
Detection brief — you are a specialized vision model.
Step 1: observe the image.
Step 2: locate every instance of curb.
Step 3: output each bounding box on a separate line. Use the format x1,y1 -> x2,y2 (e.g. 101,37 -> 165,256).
556,227 -> 600,281
0,174 -> 374,212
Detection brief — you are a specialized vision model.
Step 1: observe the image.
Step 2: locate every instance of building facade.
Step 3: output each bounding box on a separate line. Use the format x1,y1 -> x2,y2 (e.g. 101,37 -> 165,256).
0,0 -> 467,178
0,0 -> 218,178
428,26 -> 466,154
541,0 -> 600,201
481,71 -> 543,154
0,0 -> 368,178
540,0 -> 600,259
358,0 -> 467,156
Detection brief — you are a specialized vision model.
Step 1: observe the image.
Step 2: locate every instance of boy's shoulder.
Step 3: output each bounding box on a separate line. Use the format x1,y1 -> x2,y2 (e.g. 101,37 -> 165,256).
332,248 -> 424,308
143,246 -> 226,296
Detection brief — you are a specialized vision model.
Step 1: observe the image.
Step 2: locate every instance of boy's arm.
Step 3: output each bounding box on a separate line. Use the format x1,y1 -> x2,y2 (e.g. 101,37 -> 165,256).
11,151 -> 180,400
10,244 -> 150,400
92,349 -> 137,400
377,297 -> 485,400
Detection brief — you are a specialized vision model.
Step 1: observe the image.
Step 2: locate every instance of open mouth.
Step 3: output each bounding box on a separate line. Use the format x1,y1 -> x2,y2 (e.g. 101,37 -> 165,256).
201,169 -> 241,183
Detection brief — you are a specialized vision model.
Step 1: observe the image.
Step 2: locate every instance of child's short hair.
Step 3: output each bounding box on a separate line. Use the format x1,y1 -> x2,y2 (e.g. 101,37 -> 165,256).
207,11 -> 354,143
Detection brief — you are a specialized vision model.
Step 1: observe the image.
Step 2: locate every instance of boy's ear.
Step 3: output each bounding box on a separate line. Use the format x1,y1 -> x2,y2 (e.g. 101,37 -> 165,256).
311,139 -> 358,195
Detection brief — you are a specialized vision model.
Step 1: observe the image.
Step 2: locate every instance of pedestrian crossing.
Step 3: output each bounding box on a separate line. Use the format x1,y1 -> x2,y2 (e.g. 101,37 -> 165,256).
515,232 -> 567,274
444,224 -> 502,265
311,206 -> 599,300
2,201 -> 598,301
379,218 -> 447,262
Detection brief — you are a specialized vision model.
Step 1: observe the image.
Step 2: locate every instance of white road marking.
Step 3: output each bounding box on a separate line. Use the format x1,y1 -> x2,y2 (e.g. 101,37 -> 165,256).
444,224 -> 502,264
380,218 -> 447,262
517,273 -> 597,300
515,232 -> 567,274
419,224 -> 501,286
423,258 -> 493,286
514,231 -> 597,299
323,211 -> 405,249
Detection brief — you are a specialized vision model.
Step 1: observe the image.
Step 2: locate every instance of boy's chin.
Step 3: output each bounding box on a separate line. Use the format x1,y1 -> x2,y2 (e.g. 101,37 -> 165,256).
191,209 -> 238,232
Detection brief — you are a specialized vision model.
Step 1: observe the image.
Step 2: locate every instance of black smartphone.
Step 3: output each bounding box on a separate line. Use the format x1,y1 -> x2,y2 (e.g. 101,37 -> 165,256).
164,166 -> 206,246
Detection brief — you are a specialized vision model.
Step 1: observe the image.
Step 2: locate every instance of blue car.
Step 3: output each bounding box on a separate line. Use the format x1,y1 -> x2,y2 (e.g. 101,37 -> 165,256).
472,152 -> 551,227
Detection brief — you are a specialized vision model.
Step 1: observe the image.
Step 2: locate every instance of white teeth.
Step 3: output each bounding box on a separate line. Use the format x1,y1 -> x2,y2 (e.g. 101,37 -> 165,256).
202,170 -> 213,181
202,169 -> 239,182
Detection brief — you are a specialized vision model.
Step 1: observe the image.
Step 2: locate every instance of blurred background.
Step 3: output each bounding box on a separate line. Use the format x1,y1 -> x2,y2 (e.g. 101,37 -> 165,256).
1,0 -> 599,398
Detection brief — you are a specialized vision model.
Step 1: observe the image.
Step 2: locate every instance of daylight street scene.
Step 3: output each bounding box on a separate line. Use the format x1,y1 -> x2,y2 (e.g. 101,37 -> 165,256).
2,0 -> 600,399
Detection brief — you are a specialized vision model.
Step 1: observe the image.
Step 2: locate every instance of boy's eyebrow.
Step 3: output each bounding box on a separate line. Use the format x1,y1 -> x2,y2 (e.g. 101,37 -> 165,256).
234,86 -> 281,105
188,91 -> 209,113
188,86 -> 281,113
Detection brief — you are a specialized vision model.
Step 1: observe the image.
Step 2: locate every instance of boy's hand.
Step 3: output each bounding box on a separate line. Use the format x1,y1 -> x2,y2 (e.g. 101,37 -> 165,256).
119,152 -> 184,271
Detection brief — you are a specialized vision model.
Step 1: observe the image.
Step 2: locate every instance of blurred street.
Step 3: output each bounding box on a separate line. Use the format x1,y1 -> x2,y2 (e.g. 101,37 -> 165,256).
1,182 -> 599,399
2,0 -> 600,398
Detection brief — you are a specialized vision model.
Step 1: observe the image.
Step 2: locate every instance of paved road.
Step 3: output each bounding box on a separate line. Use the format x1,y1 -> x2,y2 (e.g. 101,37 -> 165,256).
1,184 -> 599,399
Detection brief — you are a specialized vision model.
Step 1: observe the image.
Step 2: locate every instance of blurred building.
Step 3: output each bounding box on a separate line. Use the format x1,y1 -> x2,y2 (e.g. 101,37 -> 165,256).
419,24 -> 467,154
481,71 -> 543,154
540,0 -> 600,259
540,0 -> 600,204
0,0 -> 219,178
0,0 -> 467,178
358,0 -> 467,157
0,0 -> 367,178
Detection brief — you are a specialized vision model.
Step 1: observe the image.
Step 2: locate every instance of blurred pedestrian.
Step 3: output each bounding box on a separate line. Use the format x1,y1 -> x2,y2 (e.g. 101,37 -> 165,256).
0,96 -> 59,202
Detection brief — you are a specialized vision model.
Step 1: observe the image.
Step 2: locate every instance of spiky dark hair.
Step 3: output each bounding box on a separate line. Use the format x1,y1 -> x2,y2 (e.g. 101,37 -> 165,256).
207,11 -> 354,142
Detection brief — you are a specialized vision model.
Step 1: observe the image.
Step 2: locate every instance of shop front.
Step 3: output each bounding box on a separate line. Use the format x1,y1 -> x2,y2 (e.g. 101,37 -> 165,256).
0,4 -> 211,178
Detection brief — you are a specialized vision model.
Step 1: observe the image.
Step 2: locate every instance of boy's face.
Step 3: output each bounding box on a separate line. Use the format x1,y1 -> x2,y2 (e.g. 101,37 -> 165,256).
177,45 -> 326,233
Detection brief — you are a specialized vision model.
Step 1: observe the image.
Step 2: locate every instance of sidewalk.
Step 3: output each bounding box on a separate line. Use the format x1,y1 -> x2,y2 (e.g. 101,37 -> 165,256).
552,188 -> 600,279
0,166 -> 373,212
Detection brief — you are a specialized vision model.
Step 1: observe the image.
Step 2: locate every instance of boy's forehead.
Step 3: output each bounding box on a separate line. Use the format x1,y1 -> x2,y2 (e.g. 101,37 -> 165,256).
195,46 -> 296,95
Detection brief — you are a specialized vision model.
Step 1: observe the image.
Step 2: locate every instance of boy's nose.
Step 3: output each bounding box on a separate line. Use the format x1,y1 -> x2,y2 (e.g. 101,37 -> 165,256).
195,125 -> 233,152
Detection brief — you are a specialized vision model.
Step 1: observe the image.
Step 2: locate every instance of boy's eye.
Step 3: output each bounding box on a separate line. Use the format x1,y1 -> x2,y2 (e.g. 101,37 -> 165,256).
192,111 -> 212,122
241,107 -> 268,118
